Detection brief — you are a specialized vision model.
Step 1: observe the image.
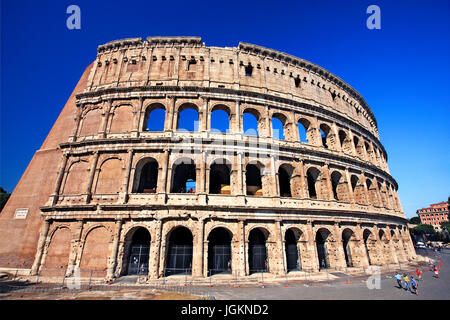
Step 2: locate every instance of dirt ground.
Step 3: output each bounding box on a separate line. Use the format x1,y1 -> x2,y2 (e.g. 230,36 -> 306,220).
0,287 -> 201,300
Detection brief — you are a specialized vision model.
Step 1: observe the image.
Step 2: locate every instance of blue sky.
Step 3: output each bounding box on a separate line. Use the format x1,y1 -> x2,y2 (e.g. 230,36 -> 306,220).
1,0 -> 449,218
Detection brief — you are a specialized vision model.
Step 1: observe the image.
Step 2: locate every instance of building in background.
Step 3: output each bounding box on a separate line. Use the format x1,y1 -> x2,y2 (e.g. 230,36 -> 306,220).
416,201 -> 449,231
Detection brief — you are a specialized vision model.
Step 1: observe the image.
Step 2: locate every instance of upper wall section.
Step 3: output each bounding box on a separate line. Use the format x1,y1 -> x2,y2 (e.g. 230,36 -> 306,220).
87,37 -> 379,138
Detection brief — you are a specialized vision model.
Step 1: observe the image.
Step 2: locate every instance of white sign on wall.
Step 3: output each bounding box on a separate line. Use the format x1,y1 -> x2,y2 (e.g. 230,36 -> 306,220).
14,208 -> 29,219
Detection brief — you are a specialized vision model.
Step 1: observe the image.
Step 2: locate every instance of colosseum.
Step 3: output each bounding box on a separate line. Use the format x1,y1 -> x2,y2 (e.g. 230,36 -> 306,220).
0,36 -> 417,281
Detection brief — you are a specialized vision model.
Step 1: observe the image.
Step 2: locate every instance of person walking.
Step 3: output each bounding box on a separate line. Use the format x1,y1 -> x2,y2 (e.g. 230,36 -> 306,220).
403,273 -> 410,291
394,272 -> 402,289
415,268 -> 422,280
434,266 -> 440,279
410,276 -> 419,295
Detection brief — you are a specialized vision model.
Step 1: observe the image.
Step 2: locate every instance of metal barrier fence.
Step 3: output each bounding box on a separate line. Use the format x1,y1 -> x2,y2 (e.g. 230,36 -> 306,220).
1,251 -> 441,296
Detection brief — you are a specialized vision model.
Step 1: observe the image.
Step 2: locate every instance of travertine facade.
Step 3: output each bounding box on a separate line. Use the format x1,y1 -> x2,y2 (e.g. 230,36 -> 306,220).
0,37 -> 416,280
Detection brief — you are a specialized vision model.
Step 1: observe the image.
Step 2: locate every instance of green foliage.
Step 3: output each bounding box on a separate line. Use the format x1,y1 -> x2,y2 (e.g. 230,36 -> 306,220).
409,217 -> 420,224
0,187 -> 10,211
441,222 -> 450,232
413,224 -> 436,234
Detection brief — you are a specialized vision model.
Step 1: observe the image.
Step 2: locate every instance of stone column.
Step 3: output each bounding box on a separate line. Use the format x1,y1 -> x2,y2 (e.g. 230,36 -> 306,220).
120,149 -> 134,203
333,222 -> 347,270
323,163 -> 334,200
345,168 -> 355,204
238,220 -> 247,276
355,223 -> 370,267
150,220 -> 163,279
49,153 -> 69,205
84,151 -> 99,203
158,149 -> 170,194
306,221 -> 319,272
69,105 -> 83,142
192,219 -> 205,277
31,219 -> 51,275
106,220 -> 123,279
277,221 -> 287,275
131,97 -> 144,137
67,220 -> 84,275
98,100 -> 112,139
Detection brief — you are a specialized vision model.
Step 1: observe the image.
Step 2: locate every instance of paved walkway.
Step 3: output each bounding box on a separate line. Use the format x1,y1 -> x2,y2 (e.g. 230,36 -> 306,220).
189,249 -> 449,300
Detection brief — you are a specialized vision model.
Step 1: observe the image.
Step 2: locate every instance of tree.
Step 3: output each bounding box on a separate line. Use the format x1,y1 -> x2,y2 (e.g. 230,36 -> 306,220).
413,224 -> 436,234
0,187 -> 10,211
409,217 -> 420,225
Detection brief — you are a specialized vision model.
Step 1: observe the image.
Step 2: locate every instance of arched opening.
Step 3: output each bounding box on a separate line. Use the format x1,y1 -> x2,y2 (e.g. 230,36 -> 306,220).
207,227 -> 232,275
278,165 -> 292,197
126,228 -> 151,275
285,229 -> 301,272
165,227 -> 193,276
330,171 -> 342,201
316,229 -> 330,269
210,106 -> 230,133
143,104 -> 166,132
298,118 -> 310,143
363,229 -> 374,265
246,163 -> 263,196
272,114 -> 286,140
351,174 -> 366,204
134,158 -> 159,193
320,124 -> 330,149
177,104 -> 199,132
209,160 -> 231,194
342,229 -> 354,267
171,159 -> 196,193
306,167 -> 320,199
339,130 -> 352,153
248,228 -> 268,274
243,109 -> 259,136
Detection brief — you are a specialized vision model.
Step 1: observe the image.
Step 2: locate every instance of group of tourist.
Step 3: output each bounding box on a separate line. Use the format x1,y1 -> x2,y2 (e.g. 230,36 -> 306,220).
394,271 -> 420,295
394,265 -> 440,296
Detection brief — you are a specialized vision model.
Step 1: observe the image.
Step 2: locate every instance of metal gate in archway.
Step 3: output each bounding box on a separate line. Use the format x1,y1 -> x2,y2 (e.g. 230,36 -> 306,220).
127,244 -> 150,275
165,244 -> 193,276
249,244 -> 267,273
317,242 -> 330,269
286,244 -> 301,271
209,245 -> 231,275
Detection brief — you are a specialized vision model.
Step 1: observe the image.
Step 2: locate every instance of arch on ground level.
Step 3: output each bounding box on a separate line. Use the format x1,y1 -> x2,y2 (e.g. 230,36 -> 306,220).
176,103 -> 199,132
278,164 -> 293,197
207,227 -> 233,275
342,228 -> 355,267
210,104 -> 231,133
316,228 -> 331,270
248,228 -> 269,274
133,157 -> 159,193
79,226 -> 110,277
164,226 -> 193,276
209,159 -> 231,195
123,227 -> 151,275
245,163 -> 263,196
143,103 -> 166,132
285,228 -> 302,272
41,227 -> 72,276
363,229 -> 376,265
171,158 -> 196,193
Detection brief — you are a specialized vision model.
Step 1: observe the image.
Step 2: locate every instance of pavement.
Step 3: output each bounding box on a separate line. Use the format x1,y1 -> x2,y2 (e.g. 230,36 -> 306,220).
181,248 -> 449,300
0,248 -> 447,300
